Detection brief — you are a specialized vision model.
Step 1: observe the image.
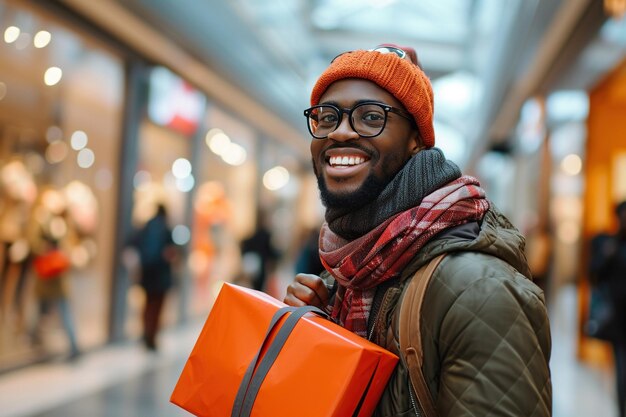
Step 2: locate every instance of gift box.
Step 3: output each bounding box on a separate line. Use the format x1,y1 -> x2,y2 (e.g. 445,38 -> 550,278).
171,283 -> 398,417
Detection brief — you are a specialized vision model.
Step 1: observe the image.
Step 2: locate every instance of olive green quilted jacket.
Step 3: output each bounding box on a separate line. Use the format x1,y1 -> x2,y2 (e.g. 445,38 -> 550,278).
326,208 -> 552,416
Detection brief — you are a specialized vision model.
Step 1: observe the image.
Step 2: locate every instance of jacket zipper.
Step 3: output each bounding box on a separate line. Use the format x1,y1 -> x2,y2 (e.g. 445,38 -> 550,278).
408,383 -> 421,417
368,311 -> 379,341
369,289 -> 422,417
367,286 -> 395,341
368,283 -> 422,416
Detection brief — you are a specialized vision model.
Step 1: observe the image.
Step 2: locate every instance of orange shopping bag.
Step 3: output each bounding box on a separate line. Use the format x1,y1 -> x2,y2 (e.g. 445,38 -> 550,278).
33,250 -> 70,280
170,283 -> 398,417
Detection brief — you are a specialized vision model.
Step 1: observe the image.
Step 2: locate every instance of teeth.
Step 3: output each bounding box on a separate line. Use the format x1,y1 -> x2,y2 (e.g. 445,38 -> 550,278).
329,156 -> 366,166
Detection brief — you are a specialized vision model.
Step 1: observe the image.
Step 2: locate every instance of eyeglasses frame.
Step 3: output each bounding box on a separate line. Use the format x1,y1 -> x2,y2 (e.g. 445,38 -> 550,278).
303,101 -> 415,140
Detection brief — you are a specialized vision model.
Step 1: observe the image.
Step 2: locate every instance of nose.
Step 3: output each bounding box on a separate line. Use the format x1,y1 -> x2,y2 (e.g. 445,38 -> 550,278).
327,113 -> 359,142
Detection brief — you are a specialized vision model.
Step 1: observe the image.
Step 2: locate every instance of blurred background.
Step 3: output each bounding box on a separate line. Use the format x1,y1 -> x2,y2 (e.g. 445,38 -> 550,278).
0,0 -> 625,416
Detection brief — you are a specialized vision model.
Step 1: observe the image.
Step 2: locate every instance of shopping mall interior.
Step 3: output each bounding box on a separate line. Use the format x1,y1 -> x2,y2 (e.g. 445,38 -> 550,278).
0,0 -> 625,416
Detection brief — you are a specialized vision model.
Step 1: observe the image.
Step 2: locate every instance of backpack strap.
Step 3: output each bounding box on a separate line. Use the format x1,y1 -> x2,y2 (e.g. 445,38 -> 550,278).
399,254 -> 446,417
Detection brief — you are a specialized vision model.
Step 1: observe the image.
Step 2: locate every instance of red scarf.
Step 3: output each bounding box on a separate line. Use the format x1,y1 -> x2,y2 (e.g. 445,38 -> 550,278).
320,176 -> 489,337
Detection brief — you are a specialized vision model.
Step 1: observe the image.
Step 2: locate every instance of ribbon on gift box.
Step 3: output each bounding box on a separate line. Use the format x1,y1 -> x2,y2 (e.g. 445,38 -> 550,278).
232,305 -> 328,417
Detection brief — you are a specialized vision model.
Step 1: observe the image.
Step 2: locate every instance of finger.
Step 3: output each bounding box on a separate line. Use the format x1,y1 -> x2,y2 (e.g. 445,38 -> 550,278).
283,278 -> 324,308
287,274 -> 328,308
284,281 -> 322,307
283,290 -> 309,307
294,274 -> 329,306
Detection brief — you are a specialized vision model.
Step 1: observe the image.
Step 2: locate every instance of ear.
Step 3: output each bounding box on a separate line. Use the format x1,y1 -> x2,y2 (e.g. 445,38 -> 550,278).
408,129 -> 424,155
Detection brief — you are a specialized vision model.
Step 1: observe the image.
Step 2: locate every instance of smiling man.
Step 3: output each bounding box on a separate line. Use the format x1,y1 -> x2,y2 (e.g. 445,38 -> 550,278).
285,45 -> 552,417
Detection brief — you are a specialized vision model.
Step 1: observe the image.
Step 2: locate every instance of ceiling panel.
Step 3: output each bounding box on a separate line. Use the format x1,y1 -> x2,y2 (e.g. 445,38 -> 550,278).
79,0 -> 622,168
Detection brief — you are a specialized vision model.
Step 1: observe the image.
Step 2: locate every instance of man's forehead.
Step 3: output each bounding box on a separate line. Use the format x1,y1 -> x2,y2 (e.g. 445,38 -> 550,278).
318,79 -> 404,107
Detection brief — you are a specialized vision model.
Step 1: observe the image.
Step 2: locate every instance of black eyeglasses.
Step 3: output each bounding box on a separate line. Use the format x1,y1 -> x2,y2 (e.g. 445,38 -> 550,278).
303,101 -> 414,140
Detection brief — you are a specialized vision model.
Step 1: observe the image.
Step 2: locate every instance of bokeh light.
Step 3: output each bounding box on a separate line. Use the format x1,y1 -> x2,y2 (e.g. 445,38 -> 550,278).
77,148 -> 95,168
172,158 -> 192,178
172,224 -> 191,245
44,66 -> 63,86
33,30 -> 51,48
45,140 -> 68,164
4,26 -> 20,43
561,154 -> 582,176
263,166 -> 290,191
71,130 -> 88,150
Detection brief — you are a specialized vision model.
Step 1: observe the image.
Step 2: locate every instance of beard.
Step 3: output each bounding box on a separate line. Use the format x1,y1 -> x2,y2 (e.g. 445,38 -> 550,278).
315,169 -> 390,210
312,144 -> 412,211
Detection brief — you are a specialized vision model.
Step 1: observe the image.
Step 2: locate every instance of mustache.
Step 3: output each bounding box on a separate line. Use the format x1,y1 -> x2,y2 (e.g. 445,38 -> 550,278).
322,143 -> 373,158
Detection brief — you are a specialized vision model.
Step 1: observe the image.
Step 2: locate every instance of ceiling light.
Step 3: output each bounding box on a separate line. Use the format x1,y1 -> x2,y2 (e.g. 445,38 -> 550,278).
70,130 -> 88,150
221,143 -> 247,166
546,90 -> 589,122
172,158 -> 192,178
561,154 -> 582,176
207,129 -> 231,155
34,30 -> 51,48
263,166 -> 290,191
4,26 -> 20,43
77,148 -> 95,168
44,67 -> 63,86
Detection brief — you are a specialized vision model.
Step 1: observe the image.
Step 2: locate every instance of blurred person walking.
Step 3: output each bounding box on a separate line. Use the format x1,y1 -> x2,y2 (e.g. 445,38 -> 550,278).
239,210 -> 279,293
30,226 -> 79,361
284,44 -> 551,416
294,227 -> 325,276
589,201 -> 626,417
131,204 -> 177,351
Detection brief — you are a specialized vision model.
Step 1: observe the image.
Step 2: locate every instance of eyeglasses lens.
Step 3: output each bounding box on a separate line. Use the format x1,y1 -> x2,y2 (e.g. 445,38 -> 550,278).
352,104 -> 386,136
308,106 -> 337,138
372,46 -> 406,59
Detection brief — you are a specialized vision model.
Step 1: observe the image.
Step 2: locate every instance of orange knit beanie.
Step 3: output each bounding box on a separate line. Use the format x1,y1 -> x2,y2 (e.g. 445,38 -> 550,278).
310,45 -> 435,147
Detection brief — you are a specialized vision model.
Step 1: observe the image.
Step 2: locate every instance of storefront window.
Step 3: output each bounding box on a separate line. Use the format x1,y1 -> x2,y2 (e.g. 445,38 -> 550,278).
0,2 -> 124,368
189,105 -> 258,315
125,66 -> 210,337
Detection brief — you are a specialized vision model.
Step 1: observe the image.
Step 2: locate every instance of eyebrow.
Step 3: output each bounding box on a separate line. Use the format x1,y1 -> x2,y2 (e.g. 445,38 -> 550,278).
318,99 -> 389,107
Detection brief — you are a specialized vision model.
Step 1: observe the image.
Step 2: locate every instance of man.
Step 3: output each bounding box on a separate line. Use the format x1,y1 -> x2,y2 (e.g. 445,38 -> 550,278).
284,44 -> 552,416
589,201 -> 626,417
132,204 -> 176,351
240,209 -> 280,292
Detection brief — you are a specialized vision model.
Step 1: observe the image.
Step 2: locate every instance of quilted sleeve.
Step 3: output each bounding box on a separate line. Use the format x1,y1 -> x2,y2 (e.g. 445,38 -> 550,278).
435,273 -> 552,417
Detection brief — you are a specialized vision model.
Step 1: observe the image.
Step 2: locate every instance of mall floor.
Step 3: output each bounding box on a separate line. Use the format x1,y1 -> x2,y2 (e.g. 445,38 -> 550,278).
0,281 -> 618,417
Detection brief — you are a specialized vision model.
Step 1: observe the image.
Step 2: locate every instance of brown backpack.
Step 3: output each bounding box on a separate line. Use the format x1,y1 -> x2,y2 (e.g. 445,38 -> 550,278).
398,254 -> 446,417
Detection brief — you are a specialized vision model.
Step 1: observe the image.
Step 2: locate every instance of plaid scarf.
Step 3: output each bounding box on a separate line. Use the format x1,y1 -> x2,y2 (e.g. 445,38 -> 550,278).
320,175 -> 489,337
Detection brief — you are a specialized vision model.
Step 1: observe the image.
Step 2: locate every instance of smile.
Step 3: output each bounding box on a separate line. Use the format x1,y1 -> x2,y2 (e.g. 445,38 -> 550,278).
327,155 -> 368,167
